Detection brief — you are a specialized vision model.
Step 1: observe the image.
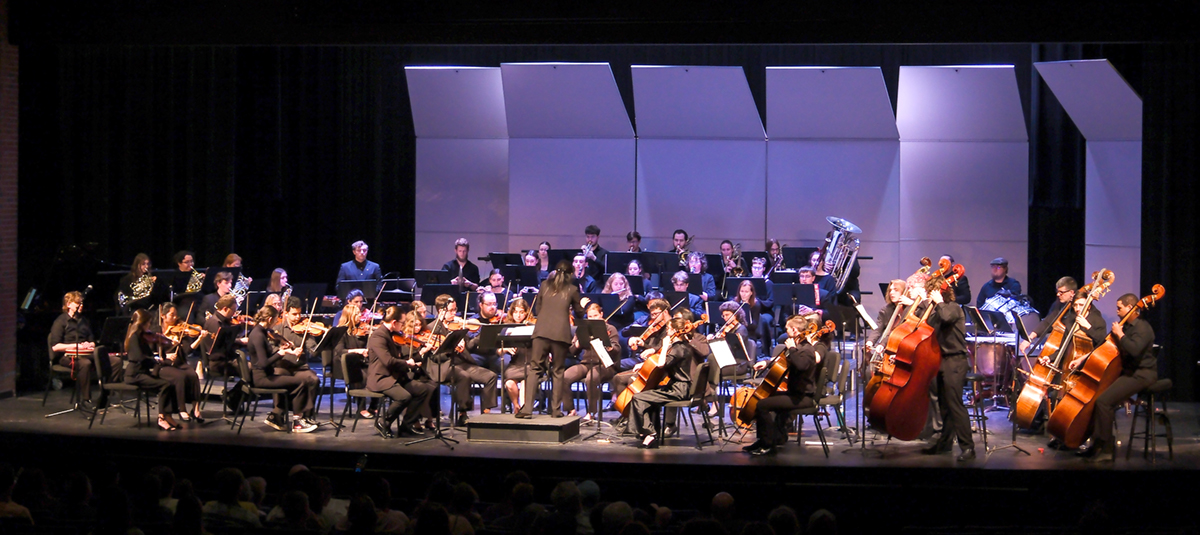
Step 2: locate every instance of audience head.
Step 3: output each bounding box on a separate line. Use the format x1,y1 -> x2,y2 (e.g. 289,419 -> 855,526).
281,490 -> 313,524
551,481 -> 582,515
579,480 -> 601,509
246,476 -> 267,506
602,501 -> 635,535
766,506 -> 799,535
807,509 -> 837,535
347,494 -> 379,535
214,468 -> 246,506
711,492 -> 735,520
414,502 -> 452,535
173,495 -> 205,535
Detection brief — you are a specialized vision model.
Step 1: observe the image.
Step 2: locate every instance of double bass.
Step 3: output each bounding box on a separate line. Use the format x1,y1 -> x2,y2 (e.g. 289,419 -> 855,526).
614,316 -> 706,415
863,258 -> 941,410
1013,269 -> 1114,429
734,320 -> 835,426
1046,284 -> 1164,448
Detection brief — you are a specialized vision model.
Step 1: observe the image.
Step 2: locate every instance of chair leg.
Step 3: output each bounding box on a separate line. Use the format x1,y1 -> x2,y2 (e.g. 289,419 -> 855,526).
88,395 -> 100,429
686,410 -> 702,451
338,397 -> 353,437
1160,400 -> 1173,460
1144,395 -> 1154,460
1126,399 -> 1139,460
812,414 -> 830,458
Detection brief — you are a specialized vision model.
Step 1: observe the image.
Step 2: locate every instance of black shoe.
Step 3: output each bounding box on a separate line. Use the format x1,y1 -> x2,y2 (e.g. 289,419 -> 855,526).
374,418 -> 395,439
921,443 -> 952,455
1047,438 -> 1063,449
411,421 -> 426,433
663,425 -> 678,438
80,399 -> 97,412
456,412 -> 470,427
749,445 -> 776,456
1084,451 -> 1114,464
1076,446 -> 1099,458
264,413 -> 287,432
514,412 -> 532,419
396,424 -> 421,437
551,410 -> 565,418
742,439 -> 767,452
957,449 -> 976,461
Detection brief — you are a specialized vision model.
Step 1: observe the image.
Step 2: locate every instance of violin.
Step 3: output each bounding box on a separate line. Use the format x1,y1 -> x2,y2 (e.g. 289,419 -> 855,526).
230,314 -> 256,326
164,322 -> 203,339
393,330 -> 436,349
264,328 -> 295,350
291,320 -> 330,337
140,330 -> 175,346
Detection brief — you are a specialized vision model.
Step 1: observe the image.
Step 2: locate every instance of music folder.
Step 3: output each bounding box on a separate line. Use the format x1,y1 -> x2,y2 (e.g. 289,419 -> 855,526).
433,329 -> 468,356
576,319 -> 614,368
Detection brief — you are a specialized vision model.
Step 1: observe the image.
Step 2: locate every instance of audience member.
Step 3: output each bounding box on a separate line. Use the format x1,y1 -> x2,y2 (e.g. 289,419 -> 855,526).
274,489 -> 323,531
710,492 -> 742,535
148,466 -> 177,514
0,463 -> 33,526
10,466 -> 55,522
806,509 -> 837,535
202,468 -> 261,529
341,494 -> 379,535
173,495 -> 209,535
484,471 -> 532,525
766,506 -> 798,535
601,501 -> 634,535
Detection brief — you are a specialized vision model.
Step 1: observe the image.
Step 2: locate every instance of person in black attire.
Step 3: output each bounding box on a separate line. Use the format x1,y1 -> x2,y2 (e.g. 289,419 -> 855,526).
367,306 -> 436,438
122,309 -> 180,431
572,254 -> 599,294
116,253 -> 156,312
48,291 -> 122,410
337,240 -> 383,297
334,304 -> 378,420
201,295 -> 245,378
430,294 -> 499,425
668,271 -> 706,319
500,299 -> 534,411
582,224 -> 608,278
629,317 -> 703,448
170,250 -> 204,323
516,260 -> 589,419
918,273 -> 976,461
864,280 -> 908,352
1080,293 -> 1156,463
1019,276 -> 1079,354
443,237 -> 481,291
744,315 -> 820,456
156,303 -> 205,423
798,267 -> 834,309
940,255 -> 971,305
685,252 -> 718,303
733,280 -> 772,355
467,291 -> 507,375
975,257 -> 1022,308
199,272 -> 233,319
711,301 -> 753,375
1036,291 -> 1109,367
246,305 -> 319,433
564,303 -> 619,420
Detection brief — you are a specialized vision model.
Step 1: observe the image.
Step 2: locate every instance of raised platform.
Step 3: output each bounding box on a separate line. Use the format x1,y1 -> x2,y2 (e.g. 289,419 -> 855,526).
467,413 -> 580,443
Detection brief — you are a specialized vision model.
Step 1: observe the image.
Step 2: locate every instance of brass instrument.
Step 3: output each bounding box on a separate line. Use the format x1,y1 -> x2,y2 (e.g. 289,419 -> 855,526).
729,243 -> 745,277
185,268 -> 205,293
118,273 -> 156,308
766,244 -> 787,277
823,216 -> 862,294
281,284 -> 293,309
231,274 -> 252,308
677,235 -> 694,266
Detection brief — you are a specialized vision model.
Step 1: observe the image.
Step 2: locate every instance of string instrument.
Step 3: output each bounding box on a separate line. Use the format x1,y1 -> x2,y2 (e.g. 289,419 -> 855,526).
1047,284 -> 1163,449
863,258 -> 935,411
614,315 -> 706,415
734,321 -> 835,426
164,322 -> 203,339
230,314 -> 256,326
393,329 -> 436,349
862,301 -> 906,408
290,320 -> 330,337
1013,269 -> 1114,429
868,295 -> 941,440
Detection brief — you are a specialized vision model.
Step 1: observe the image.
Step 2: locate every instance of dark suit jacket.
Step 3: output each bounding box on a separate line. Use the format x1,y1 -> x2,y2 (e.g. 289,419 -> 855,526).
366,326 -> 414,392
443,259 -> 481,286
337,260 -> 382,284
532,281 -> 586,344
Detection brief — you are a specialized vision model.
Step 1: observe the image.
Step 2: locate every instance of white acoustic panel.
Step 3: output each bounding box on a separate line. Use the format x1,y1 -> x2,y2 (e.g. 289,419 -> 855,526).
631,66 -> 765,139
508,137 -> 636,241
766,67 -> 898,140
636,139 -> 766,252
414,138 -> 509,270
1085,141 -> 1142,305
1034,60 -> 1142,141
405,67 -> 508,139
500,63 -> 633,139
899,141 -> 1028,243
897,66 -> 1027,142
899,240 -> 1029,307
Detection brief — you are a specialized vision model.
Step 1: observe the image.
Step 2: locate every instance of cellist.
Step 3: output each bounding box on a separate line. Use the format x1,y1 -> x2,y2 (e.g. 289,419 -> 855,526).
628,317 -> 703,449
1080,293 -> 1156,463
919,271 -> 976,461
743,315 -> 820,456
864,279 -> 907,353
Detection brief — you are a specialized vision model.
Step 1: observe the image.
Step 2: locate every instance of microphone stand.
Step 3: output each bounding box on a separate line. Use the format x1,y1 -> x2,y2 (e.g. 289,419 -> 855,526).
405,324 -> 460,450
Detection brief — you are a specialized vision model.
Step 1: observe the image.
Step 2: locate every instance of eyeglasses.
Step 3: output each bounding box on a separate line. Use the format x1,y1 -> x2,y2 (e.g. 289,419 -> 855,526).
1056,289 -> 1072,295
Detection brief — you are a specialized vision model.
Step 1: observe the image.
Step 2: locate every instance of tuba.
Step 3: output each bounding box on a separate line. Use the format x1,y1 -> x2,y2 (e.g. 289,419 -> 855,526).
823,216 -> 862,294
185,268 -> 206,293
118,274 -> 156,308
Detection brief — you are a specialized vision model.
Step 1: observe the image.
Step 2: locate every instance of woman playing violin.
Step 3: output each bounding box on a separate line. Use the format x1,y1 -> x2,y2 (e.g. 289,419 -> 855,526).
743,315 -> 820,456
156,303 -> 205,423
335,304 -> 381,420
247,305 -> 319,433
629,317 -> 704,449
124,309 -> 183,431
710,301 -> 751,375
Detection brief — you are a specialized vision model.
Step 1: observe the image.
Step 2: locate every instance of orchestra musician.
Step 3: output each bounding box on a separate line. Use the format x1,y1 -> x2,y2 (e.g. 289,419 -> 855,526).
564,302 -> 620,421
572,254 -> 599,294
200,295 -> 246,379
743,315 -> 820,456
536,242 -> 553,283
748,257 -> 776,312
863,280 -> 907,352
797,267 -> 831,309
1038,291 -> 1109,364
672,230 -> 690,257
732,280 -> 772,354
582,225 -> 608,277
625,259 -> 653,300
669,271 -> 707,319
602,272 -> 636,330
117,253 -> 155,312
629,317 -> 704,449
334,304 -> 379,420
915,272 -> 976,461
367,306 -> 437,438
49,291 -> 121,411
522,250 -> 538,267
444,238 -> 481,291
500,298 -> 534,411
480,269 -> 513,305
516,260 -> 590,419
123,309 -> 181,431
686,252 -> 718,302
711,301 -> 752,375
941,255 -> 971,305
172,250 -> 203,322
430,294 -> 499,426
975,257 -> 1022,308
467,291 -> 508,376
626,231 -> 643,253
268,268 -> 288,294
247,305 -> 320,433
276,298 -> 321,364
720,240 -> 736,276
1080,293 -> 1156,463
155,303 -> 205,423
332,289 -> 366,328
199,272 -> 233,319
1019,277 -> 1080,354
337,240 -> 383,296
766,239 -> 784,272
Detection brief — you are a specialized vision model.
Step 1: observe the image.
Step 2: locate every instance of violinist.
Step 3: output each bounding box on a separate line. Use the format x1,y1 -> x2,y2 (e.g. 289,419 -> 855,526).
629,317 -> 703,449
516,260 -> 590,420
156,303 -> 204,423
744,315 -> 820,456
669,271 -> 707,319
686,252 -> 717,302
582,224 -> 608,277
975,257 -> 1022,308
1019,277 -> 1079,355
123,309 -> 181,431
277,298 -> 320,361
565,302 -> 620,421
430,294 -> 498,426
733,280 -> 772,353
49,291 -> 120,411
337,240 -> 383,296
1082,293 -> 1156,463
199,272 -> 233,319
501,298 -> 534,411
443,238 -> 481,291
941,255 -> 971,305
917,272 -> 976,461
367,306 -> 436,439
626,231 -> 643,253
602,272 -> 636,330
335,304 -> 378,420
201,295 -> 245,378
247,305 -> 319,433
572,254 -> 599,294
467,291 -> 508,376
711,301 -> 751,375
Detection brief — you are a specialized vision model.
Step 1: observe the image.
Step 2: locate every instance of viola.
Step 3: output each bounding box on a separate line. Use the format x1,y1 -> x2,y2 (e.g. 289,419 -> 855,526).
614,315 -> 706,415
1046,284 -> 1163,448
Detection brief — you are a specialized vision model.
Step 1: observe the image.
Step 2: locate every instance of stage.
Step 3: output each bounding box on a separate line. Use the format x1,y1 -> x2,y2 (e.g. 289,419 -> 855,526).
4,385 -> 1198,533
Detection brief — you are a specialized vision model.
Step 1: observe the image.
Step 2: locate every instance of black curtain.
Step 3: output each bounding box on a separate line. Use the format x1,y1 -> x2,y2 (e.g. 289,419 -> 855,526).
19,43 -> 1198,399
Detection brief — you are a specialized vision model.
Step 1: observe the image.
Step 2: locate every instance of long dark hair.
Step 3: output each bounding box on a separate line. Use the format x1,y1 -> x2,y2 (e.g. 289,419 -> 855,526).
128,253 -> 150,279
543,259 -> 574,296
124,309 -> 152,350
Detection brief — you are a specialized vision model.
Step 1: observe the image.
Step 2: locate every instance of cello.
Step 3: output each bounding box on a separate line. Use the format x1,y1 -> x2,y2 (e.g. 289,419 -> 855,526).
614,316 -> 706,415
735,320 -> 835,425
1046,284 -> 1164,448
863,258 -> 935,411
1013,269 -> 1114,429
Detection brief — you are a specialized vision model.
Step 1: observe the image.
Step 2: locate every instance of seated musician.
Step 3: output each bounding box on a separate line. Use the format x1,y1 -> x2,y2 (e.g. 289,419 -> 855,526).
602,272 -> 636,330
335,304 -> 379,420
712,301 -> 752,375
669,271 -> 707,319
1037,290 -> 1109,367
156,303 -> 204,423
915,272 -> 976,461
444,238 -> 481,291
629,317 -> 705,449
331,289 -> 366,328
1079,293 -> 1155,463
941,255 -> 971,305
536,242 -> 553,283
277,297 -> 320,361
565,303 -> 620,421
49,291 -> 122,412
975,257 -> 1022,308
797,267 -> 832,308
199,272 -> 234,319
500,298 -> 534,411
467,291 -> 508,376
743,315 -> 821,456
172,250 -> 203,322
766,239 -> 785,273
582,224 -> 608,278
720,240 -> 737,277
733,280 -> 773,354
1019,276 -> 1078,355
247,305 -> 319,433
367,306 -> 437,439
480,269 -> 512,305
117,253 -> 156,312
625,259 -> 652,303
672,229 -> 690,256
430,294 -> 498,426
337,240 -> 383,295
573,254 -> 599,294
686,252 -> 717,302
610,298 -> 672,432
863,280 -> 907,356
201,295 -> 246,379
122,310 -> 182,431
523,250 -> 538,267
814,232 -> 862,306
626,231 -> 643,253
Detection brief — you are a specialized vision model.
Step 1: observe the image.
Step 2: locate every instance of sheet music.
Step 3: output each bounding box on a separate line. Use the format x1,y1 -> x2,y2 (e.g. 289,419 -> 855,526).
590,338 -> 614,368
856,304 -> 878,330
709,339 -> 737,369
505,325 -> 535,337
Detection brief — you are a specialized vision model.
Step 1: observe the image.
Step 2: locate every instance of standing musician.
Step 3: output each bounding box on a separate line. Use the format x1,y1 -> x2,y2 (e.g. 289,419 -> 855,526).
429,294 -> 499,426
916,272 -> 976,461
199,272 -> 233,319
629,317 -> 704,449
516,260 -> 590,419
444,238 -> 481,291
1080,293 -> 1156,463
975,257 -> 1022,308
602,272 -> 636,330
626,231 -> 643,253
743,315 -> 820,456
467,291 -> 508,377
564,302 -> 620,421
733,280 -> 772,353
200,295 -> 245,379
669,271 -> 707,319
500,298 -> 534,411
337,240 -> 383,294
123,309 -> 181,431
335,304 -> 379,420
117,253 -> 156,312
572,254 -> 599,294
686,252 -> 718,302
49,291 -> 121,411
1019,276 -> 1080,355
247,305 -> 320,433
155,303 -> 205,423
582,225 -> 608,277
367,307 -> 437,439
941,255 -> 971,305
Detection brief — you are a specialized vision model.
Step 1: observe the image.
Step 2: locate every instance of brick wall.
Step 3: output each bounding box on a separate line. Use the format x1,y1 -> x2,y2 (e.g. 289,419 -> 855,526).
0,0 -> 18,397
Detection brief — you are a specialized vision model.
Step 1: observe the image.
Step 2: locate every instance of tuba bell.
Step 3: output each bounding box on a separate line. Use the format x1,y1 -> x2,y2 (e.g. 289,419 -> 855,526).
822,216 -> 862,294
118,273 -> 156,308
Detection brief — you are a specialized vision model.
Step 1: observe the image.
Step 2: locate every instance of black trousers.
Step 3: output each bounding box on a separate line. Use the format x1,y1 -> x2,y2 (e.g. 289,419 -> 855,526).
564,363 -> 616,415
158,366 -> 201,407
125,371 -> 174,415
755,393 -> 814,445
933,354 -> 974,450
379,380 -> 436,426
1093,369 -> 1156,450
630,381 -> 690,437
453,361 -> 498,412
252,369 -> 319,418
520,338 -> 570,416
612,369 -> 677,426
60,354 -> 123,401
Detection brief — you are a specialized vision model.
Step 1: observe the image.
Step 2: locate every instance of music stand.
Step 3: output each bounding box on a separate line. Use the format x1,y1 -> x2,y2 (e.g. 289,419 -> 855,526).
483,252 -> 522,270
687,274 -> 705,296
581,293 -> 620,320
420,285 -> 466,312
336,278 -> 380,301
782,246 -> 819,270
604,252 -> 642,275
626,276 -> 646,296
575,318 -> 619,442
314,325 -> 349,428
769,270 -> 799,284
405,329 -> 468,449
413,270 -> 450,288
